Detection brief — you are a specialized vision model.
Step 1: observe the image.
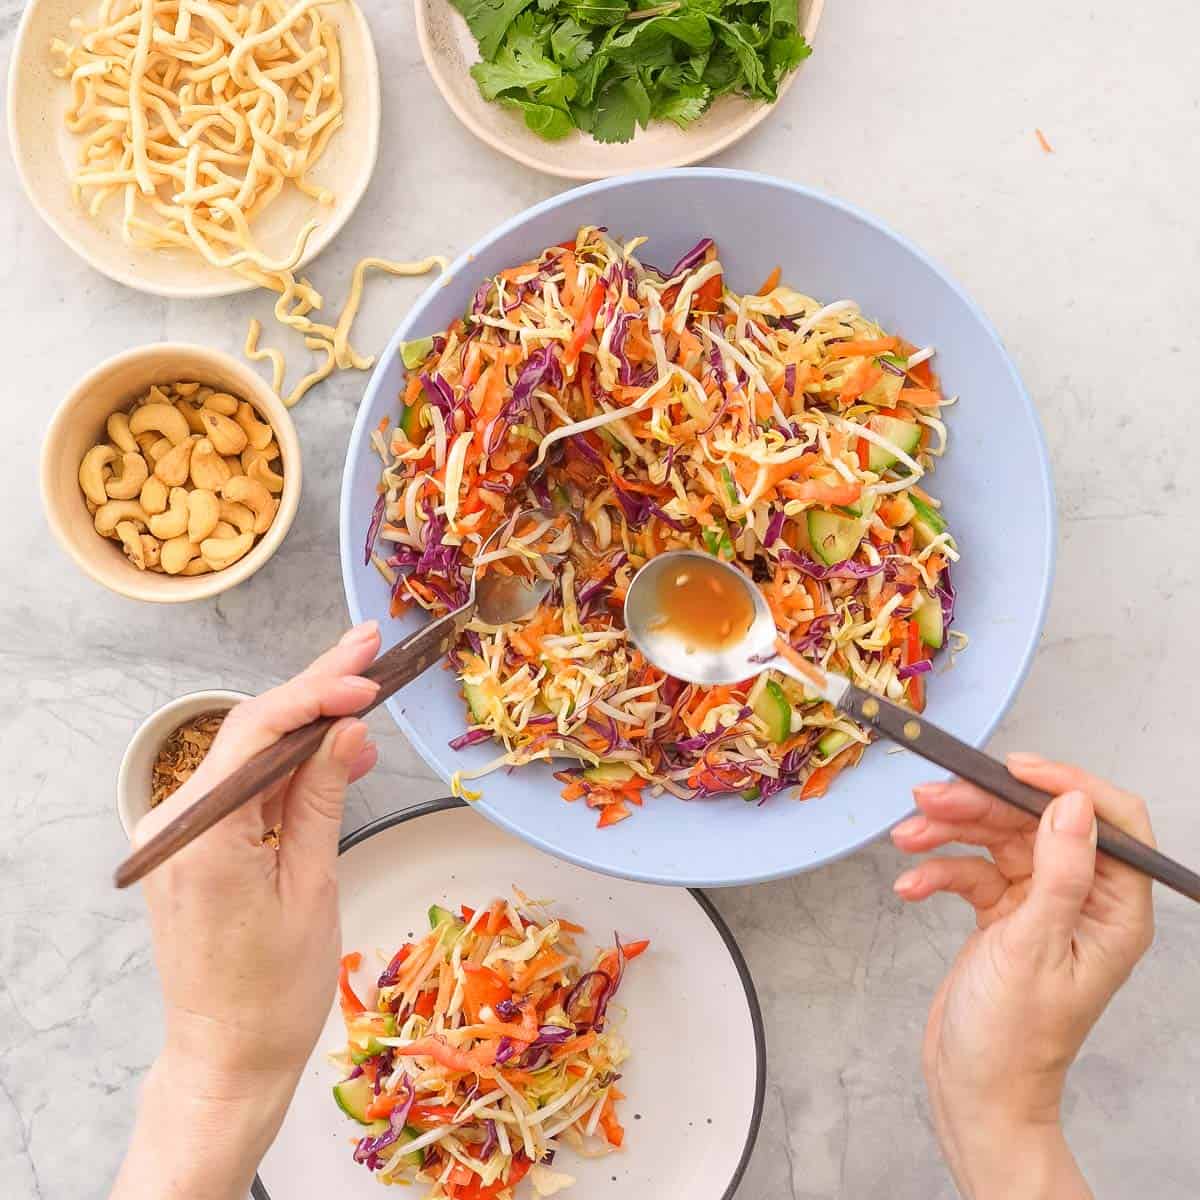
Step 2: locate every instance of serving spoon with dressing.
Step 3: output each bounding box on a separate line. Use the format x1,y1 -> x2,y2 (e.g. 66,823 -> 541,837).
114,512 -> 558,888
624,550 -> 1200,904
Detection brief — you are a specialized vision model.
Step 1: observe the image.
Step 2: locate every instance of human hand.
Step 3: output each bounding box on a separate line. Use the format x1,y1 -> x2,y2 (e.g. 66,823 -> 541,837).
891,755 -> 1155,1200
111,622 -> 382,1200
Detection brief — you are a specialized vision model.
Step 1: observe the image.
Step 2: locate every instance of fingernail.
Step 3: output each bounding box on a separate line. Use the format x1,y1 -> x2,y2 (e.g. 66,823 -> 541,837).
332,720 -> 369,763
1007,751 -> 1046,767
340,620 -> 379,646
1051,790 -> 1092,837
894,870 -> 919,894
893,815 -> 927,838
913,782 -> 949,799
344,676 -> 380,697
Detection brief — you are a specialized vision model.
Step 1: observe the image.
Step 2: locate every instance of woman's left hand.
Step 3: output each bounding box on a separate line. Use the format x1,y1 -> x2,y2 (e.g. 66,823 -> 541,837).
111,622 -> 382,1200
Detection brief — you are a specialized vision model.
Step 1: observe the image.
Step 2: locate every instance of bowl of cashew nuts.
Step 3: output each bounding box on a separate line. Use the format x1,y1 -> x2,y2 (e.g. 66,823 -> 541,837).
41,343 -> 301,602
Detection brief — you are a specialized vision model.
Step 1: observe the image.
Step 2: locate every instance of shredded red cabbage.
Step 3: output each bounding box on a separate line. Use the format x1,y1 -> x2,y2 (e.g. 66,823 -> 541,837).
668,237 -> 713,278
564,970 -> 610,1030
935,564 -> 957,629
591,935 -> 626,1031
778,549 -> 885,580
364,493 -> 385,566
353,1075 -> 414,1169
763,508 -> 786,547
449,728 -> 493,751
898,659 -> 933,680
480,1119 -> 499,1161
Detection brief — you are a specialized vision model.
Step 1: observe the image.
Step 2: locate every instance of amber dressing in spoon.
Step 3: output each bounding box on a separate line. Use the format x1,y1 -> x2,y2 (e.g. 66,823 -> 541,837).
649,558 -> 756,653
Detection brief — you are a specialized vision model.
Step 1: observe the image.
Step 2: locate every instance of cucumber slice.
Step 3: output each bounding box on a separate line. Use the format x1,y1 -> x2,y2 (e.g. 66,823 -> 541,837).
582,762 -> 637,784
841,491 -> 878,520
914,593 -> 945,649
909,494 -> 947,548
348,1014 -> 396,1058
752,680 -> 791,743
400,398 -> 426,444
720,464 -> 738,506
400,336 -> 435,370
807,510 -> 866,565
816,729 -> 853,760
862,366 -> 905,409
866,416 -> 921,473
462,681 -> 488,722
428,904 -> 457,929
333,1075 -> 376,1125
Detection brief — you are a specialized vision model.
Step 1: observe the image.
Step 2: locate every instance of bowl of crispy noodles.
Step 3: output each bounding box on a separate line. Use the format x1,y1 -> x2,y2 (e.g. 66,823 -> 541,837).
8,0 -> 379,298
340,168 -> 1055,887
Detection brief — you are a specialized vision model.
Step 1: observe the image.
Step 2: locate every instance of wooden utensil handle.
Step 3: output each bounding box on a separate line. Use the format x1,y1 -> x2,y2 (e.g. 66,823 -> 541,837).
843,686 -> 1200,904
113,608 -> 467,889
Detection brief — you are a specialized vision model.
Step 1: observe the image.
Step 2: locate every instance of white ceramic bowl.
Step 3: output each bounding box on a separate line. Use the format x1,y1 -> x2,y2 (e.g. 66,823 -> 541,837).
416,0 -> 824,180
7,0 -> 380,297
116,689 -> 248,839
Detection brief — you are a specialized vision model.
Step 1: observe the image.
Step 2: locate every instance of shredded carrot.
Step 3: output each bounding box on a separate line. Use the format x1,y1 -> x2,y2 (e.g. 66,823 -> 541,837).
756,265 -> 781,295
827,336 -> 897,359
1035,127 -> 1054,153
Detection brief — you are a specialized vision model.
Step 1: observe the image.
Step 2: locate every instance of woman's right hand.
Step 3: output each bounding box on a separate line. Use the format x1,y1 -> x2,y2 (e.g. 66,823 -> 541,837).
890,755 -> 1156,1200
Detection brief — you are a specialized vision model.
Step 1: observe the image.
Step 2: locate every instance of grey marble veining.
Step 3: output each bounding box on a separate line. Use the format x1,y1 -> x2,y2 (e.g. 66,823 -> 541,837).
2,1 -> 1199,1196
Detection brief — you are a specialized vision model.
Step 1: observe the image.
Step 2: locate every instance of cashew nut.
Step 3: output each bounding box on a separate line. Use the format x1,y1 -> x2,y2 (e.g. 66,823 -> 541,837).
222,455 -> 242,476
160,534 -> 199,575
199,409 -> 248,455
234,401 -> 275,450
154,436 -> 197,487
106,411 -> 137,453
202,391 -> 239,417
176,398 -> 207,435
135,431 -> 161,458
211,520 -> 238,539
200,530 -> 254,571
94,499 -> 149,537
140,475 -> 169,515
218,500 -> 255,534
129,401 -> 190,446
115,520 -> 146,570
175,381 -> 200,398
105,452 -> 149,500
247,455 -> 285,494
78,444 -> 117,506
148,487 -> 190,539
241,440 -> 279,474
186,488 -> 220,542
181,557 -> 213,576
221,475 -> 276,534
190,438 -> 232,492
146,436 -> 173,465
141,534 -> 162,570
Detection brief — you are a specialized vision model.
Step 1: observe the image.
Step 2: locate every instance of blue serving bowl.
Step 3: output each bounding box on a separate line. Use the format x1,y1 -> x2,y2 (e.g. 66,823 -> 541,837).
340,169 -> 1055,887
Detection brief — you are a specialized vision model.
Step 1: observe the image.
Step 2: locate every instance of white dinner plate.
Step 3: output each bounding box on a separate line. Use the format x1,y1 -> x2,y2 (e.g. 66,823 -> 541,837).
254,799 -> 765,1199
7,0 -> 380,298
416,0 -> 824,181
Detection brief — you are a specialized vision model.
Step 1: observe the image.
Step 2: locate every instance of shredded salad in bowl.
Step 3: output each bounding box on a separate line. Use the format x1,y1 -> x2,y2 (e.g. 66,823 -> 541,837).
331,891 -> 646,1197
364,226 -> 963,826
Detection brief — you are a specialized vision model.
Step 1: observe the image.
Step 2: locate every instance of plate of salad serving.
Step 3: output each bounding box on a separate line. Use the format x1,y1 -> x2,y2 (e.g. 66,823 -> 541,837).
416,0 -> 823,179
340,169 -> 1055,887
253,799 -> 764,1200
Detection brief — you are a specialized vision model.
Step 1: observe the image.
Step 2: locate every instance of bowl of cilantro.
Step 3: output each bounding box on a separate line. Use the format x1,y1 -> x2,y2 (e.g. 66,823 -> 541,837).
415,0 -> 823,179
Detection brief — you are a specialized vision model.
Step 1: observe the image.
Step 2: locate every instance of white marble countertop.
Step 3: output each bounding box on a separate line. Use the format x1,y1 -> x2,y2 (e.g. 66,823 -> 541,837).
3,1 -> 1199,1196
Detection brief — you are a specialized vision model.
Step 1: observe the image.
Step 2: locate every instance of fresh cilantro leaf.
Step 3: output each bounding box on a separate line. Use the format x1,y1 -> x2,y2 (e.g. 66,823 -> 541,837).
550,17 -> 594,68
469,13 -> 564,99
448,0 -> 537,61
503,97 -> 576,137
652,81 -> 710,127
565,0 -> 629,26
765,0 -> 798,30
590,74 -> 651,142
766,32 -> 811,86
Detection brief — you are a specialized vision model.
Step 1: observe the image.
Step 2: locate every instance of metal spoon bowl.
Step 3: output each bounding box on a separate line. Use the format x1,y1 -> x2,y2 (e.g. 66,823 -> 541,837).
624,550 -> 789,685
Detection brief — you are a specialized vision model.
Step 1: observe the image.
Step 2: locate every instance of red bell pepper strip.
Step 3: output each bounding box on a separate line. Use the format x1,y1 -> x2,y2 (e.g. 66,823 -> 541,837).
462,962 -> 513,1023
339,953 -> 366,1016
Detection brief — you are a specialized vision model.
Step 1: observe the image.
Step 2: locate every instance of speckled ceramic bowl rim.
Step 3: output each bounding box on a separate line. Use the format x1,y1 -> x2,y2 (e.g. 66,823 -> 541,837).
6,0 -> 381,298
250,797 -> 767,1200
415,0 -> 826,181
116,688 -> 250,839
40,342 -> 302,604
